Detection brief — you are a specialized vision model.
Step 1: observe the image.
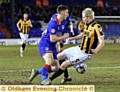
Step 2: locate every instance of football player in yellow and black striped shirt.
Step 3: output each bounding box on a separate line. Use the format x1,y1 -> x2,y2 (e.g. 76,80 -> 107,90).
17,13 -> 33,57
41,8 -> 105,85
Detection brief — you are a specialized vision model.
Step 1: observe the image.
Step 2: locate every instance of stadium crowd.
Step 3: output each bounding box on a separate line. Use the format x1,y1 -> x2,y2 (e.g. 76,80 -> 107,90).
0,0 -> 120,24
0,0 -> 120,38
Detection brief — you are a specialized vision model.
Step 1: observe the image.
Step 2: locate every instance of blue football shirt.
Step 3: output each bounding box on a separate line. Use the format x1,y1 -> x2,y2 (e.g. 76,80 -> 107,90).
39,14 -> 68,47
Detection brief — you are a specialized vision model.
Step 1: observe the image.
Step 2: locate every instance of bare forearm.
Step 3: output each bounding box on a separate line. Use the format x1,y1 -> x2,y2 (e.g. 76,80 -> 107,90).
17,24 -> 19,29
50,35 -> 65,42
95,41 -> 105,52
72,33 -> 83,40
92,37 -> 105,53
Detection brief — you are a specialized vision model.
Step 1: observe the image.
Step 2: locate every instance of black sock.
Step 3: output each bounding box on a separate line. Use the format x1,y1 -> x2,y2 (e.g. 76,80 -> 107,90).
21,43 -> 26,51
50,68 -> 64,81
59,59 -> 69,78
59,59 -> 65,65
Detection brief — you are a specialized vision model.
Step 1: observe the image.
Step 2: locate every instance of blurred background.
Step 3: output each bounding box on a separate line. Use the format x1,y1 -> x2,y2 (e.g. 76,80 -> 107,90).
0,0 -> 120,45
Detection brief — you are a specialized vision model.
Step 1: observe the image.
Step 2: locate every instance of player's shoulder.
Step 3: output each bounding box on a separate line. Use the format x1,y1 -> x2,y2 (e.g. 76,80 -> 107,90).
93,22 -> 103,32
51,13 -> 58,20
94,23 -> 102,28
48,19 -> 58,27
90,20 -> 101,28
51,13 -> 57,18
17,19 -> 22,23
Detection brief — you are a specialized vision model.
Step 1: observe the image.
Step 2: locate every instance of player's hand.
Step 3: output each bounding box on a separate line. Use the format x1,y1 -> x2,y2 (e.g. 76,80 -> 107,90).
78,21 -> 85,31
63,33 -> 69,39
28,20 -> 33,28
42,31 -> 46,37
18,28 -> 21,31
68,37 -> 74,41
71,31 -> 75,36
91,49 -> 98,54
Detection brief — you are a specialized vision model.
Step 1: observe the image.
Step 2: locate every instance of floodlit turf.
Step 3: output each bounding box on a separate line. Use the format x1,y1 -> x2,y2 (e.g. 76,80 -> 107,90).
0,44 -> 120,92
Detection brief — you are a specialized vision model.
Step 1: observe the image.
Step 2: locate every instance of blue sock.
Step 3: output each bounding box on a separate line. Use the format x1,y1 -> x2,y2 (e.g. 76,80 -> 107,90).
41,68 -> 50,81
37,68 -> 43,74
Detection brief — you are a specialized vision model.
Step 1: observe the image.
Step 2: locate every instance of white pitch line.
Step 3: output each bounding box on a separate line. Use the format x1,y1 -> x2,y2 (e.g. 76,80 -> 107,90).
0,66 -> 120,73
0,69 -> 30,73
88,66 -> 120,69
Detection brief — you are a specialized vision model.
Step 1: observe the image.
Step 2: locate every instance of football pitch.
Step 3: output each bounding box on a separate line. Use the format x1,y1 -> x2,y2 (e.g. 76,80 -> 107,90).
0,44 -> 120,92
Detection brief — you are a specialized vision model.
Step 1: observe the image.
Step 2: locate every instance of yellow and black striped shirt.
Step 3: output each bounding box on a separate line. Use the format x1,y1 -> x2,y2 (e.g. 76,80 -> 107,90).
17,19 -> 30,34
79,20 -> 104,54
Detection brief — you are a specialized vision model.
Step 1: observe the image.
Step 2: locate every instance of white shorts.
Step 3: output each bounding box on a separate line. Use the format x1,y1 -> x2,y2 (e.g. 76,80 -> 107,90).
63,46 -> 92,66
19,33 -> 29,43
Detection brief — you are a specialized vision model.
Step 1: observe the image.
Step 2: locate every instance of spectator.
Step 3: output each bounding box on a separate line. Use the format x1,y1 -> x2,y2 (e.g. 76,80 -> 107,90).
96,0 -> 104,8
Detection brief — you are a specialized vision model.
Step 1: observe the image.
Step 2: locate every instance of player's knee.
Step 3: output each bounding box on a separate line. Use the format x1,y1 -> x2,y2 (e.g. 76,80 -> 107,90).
23,40 -> 27,44
54,66 -> 59,71
57,52 -> 66,60
60,62 -> 68,70
51,65 -> 59,72
50,61 -> 56,66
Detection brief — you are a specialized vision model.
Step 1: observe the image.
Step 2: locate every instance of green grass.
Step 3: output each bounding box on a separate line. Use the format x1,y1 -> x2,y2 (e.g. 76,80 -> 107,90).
0,44 -> 120,92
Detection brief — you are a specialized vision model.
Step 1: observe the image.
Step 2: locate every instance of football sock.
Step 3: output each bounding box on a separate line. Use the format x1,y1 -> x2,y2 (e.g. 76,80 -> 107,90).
22,43 -> 26,51
41,64 -> 52,81
59,59 -> 69,78
50,68 -> 64,81
37,68 -> 43,74
64,68 -> 69,78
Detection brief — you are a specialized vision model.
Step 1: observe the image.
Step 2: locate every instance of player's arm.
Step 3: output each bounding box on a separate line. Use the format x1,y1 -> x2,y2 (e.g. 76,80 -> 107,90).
91,25 -> 105,54
68,32 -> 84,41
17,19 -> 21,31
28,19 -> 33,28
50,33 -> 69,42
49,23 -> 69,42
78,21 -> 85,31
69,21 -> 74,35
91,36 -> 105,54
42,29 -> 47,37
68,21 -> 85,41
67,16 -> 74,36
56,41 -> 64,52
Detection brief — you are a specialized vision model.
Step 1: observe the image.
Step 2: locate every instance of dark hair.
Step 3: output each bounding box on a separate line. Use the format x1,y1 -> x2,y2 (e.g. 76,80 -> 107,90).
57,5 -> 68,14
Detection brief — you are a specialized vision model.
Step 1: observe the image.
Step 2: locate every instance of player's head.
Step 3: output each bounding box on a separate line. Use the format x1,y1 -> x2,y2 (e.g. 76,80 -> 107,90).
57,5 -> 69,20
82,8 -> 94,24
23,13 -> 28,20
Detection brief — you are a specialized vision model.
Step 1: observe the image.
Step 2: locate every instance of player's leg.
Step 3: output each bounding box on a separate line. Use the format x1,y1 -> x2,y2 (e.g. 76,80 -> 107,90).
29,54 -> 59,82
30,60 -> 59,75
29,53 -> 53,82
19,33 -> 24,57
29,59 -> 60,82
21,41 -> 26,56
22,34 -> 28,51
57,51 -> 72,84
41,53 -> 59,81
20,33 -> 28,57
29,47 -> 59,82
41,46 -> 91,85
41,60 -> 72,85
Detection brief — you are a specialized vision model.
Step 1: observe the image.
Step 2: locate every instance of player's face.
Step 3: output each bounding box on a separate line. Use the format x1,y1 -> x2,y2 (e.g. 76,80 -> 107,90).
62,9 -> 69,20
82,13 -> 88,24
23,14 -> 28,20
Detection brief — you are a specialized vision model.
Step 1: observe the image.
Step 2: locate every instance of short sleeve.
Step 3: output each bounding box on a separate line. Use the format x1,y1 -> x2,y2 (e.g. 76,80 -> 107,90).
94,24 -> 104,37
17,19 -> 22,24
48,23 -> 57,35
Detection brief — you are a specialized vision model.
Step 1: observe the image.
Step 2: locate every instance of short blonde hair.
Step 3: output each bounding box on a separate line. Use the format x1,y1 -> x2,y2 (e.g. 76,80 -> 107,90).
82,8 -> 94,19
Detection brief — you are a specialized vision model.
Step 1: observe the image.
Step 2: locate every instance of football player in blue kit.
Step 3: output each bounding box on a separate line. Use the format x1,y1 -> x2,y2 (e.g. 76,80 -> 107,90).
29,5 -> 70,84
51,13 -> 74,84
51,13 -> 74,36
